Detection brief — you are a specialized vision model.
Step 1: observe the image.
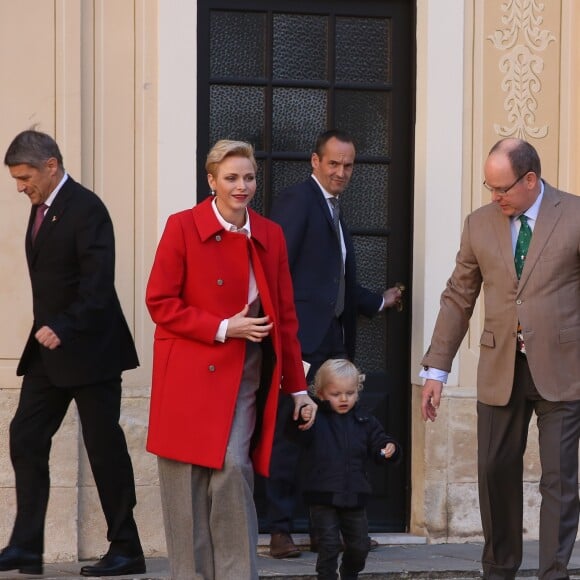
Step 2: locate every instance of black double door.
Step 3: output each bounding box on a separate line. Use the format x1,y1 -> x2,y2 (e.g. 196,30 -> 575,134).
197,0 -> 415,532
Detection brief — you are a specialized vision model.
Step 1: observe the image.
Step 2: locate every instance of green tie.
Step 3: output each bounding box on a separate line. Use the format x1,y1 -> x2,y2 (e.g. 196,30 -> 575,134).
514,214 -> 531,279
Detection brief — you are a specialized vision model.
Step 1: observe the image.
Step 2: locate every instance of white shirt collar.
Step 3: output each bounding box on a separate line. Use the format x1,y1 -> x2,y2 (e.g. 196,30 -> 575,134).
311,174 -> 338,202
44,173 -> 69,207
211,197 -> 252,236
516,180 -> 544,223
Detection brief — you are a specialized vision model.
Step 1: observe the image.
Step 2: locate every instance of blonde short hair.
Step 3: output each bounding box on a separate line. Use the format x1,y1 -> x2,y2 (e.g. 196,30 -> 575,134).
311,358 -> 365,398
205,139 -> 257,177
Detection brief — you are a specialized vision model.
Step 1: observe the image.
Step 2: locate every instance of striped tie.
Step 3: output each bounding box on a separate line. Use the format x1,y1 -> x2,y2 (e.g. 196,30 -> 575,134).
329,197 -> 345,317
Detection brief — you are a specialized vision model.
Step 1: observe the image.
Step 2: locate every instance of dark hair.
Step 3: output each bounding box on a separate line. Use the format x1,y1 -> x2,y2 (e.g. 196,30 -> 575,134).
313,129 -> 355,158
4,130 -> 64,170
489,138 -> 541,178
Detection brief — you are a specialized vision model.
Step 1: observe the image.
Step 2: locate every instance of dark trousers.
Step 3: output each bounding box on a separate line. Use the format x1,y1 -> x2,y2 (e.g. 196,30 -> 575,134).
266,318 -> 346,533
8,372 -> 142,556
309,504 -> 369,580
478,353 -> 580,580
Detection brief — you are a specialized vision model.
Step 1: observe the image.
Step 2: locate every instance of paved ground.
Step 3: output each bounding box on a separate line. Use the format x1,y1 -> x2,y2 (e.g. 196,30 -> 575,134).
2,535 -> 580,579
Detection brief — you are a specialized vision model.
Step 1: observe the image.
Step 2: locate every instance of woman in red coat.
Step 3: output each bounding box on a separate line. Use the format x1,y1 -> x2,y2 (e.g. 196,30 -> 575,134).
145,140 -> 316,580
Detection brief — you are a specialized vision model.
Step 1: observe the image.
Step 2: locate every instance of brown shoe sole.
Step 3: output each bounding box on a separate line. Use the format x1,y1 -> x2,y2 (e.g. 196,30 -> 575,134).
270,548 -> 301,559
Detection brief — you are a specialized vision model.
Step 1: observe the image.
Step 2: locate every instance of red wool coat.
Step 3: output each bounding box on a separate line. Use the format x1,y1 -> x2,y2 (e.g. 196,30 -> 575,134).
145,198 -> 307,476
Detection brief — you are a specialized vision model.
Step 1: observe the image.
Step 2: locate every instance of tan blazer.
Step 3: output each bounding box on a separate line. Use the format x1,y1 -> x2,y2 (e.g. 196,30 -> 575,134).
422,182 -> 580,405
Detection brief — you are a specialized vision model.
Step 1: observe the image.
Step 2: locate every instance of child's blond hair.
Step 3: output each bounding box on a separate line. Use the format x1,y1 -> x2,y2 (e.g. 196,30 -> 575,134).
311,358 -> 365,398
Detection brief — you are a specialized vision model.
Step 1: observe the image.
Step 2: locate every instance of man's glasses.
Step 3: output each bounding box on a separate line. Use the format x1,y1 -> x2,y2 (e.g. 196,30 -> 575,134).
483,170 -> 532,196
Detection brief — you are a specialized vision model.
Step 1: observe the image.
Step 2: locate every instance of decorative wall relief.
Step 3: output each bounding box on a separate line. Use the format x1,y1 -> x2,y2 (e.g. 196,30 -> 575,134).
487,0 -> 555,139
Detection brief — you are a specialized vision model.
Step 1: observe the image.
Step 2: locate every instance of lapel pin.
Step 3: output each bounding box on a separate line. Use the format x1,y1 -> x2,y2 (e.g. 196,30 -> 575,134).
51,216 -> 57,222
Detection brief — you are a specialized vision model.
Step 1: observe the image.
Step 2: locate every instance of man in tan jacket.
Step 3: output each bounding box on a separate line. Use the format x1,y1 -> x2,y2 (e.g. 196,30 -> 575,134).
421,138 -> 580,580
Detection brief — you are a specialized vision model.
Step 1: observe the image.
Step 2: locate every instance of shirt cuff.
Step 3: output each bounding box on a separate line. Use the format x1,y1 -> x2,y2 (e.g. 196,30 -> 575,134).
291,391 -> 308,396
419,366 -> 448,384
215,319 -> 228,343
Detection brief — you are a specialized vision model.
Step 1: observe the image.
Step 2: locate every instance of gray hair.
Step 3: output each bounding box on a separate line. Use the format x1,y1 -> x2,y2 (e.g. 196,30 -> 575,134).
4,129 -> 64,170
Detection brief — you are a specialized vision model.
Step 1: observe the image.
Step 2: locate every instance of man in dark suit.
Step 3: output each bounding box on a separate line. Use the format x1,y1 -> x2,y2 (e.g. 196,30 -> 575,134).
421,138 -> 580,579
266,129 -> 403,557
0,130 -> 145,577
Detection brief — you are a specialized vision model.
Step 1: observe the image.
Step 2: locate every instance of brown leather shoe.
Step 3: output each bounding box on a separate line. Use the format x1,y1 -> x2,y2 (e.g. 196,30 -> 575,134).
269,532 -> 301,558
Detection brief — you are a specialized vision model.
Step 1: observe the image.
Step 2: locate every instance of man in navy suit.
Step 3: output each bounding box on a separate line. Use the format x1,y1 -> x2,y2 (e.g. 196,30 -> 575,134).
266,129 -> 403,557
0,130 -> 145,577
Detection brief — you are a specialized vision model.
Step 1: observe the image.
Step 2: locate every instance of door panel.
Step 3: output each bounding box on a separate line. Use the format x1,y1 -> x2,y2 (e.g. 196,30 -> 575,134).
198,0 -> 414,532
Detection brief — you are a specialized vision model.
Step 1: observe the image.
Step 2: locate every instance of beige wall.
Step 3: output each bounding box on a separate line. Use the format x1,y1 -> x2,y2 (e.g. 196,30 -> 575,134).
0,0 -> 579,563
411,0 -> 580,542
0,0 -> 161,561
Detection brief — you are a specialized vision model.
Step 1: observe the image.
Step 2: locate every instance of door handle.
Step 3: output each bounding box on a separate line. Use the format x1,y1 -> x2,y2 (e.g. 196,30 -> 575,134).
395,282 -> 406,312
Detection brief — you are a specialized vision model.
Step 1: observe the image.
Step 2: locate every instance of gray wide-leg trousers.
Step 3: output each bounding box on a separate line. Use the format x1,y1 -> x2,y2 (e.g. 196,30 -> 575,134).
158,342 -> 262,580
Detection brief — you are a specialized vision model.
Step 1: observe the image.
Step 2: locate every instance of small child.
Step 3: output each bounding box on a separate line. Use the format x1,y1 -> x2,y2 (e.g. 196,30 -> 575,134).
292,358 -> 401,580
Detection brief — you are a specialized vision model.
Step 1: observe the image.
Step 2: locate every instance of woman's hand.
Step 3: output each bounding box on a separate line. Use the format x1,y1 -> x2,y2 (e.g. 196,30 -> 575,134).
293,394 -> 317,430
226,304 -> 273,342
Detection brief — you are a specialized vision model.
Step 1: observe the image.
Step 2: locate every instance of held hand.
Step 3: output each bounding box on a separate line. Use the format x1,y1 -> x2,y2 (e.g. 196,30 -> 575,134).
35,325 -> 61,350
226,304 -> 273,342
383,285 -> 404,309
381,442 -> 396,459
293,394 -> 317,430
421,379 -> 443,422
300,404 -> 313,422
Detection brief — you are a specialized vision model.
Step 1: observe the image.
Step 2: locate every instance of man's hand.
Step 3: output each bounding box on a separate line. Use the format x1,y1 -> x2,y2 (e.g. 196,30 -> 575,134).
293,393 -> 317,430
421,379 -> 443,422
382,285 -> 403,309
35,326 -> 61,350
226,304 -> 273,342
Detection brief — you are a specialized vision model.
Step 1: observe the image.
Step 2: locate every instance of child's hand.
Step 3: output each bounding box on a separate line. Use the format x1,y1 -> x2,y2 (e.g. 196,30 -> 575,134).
380,443 -> 396,459
300,404 -> 313,422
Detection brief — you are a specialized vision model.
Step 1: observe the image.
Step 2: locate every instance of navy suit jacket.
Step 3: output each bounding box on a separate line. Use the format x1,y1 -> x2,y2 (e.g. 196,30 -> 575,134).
19,176 -> 139,386
270,177 -> 382,359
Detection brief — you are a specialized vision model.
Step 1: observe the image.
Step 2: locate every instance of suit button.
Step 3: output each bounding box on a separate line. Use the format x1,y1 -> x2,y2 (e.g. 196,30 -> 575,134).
215,235 -> 222,241
516,299 -> 522,305
217,279 -> 224,286
208,365 -> 216,372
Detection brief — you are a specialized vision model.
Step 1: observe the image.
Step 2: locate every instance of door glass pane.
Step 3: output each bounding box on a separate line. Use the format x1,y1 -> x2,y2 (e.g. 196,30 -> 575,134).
209,85 -> 265,148
272,88 -> 327,151
353,235 -> 388,372
335,16 -> 391,84
357,314 -> 387,372
342,163 -> 389,230
271,160 -> 313,198
273,14 -> 328,81
249,160 -> 266,214
210,11 -> 266,78
335,90 -> 391,157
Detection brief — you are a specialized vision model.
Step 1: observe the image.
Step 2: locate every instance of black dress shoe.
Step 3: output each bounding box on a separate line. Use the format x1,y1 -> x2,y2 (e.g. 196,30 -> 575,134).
80,553 -> 146,577
0,545 -> 43,575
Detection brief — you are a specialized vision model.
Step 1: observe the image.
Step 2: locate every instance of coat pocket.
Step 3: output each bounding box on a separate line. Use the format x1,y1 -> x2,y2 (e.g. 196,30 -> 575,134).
559,325 -> 580,344
479,329 -> 495,348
